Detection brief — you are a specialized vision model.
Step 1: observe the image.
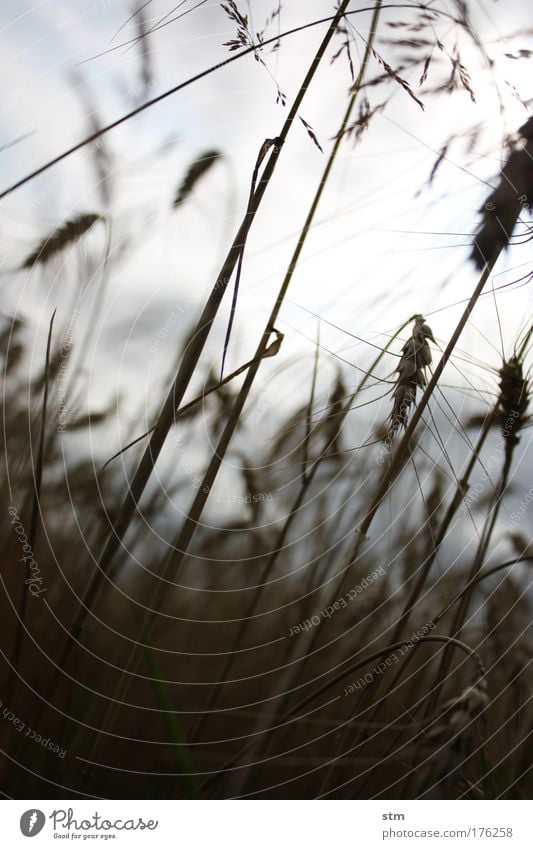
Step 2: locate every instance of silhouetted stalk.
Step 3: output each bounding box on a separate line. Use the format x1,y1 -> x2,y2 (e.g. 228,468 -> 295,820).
333,406 -> 497,794
227,248 -> 499,791
200,633 -> 484,796
86,1 -> 383,768
102,332 -> 284,469
189,319 -> 403,745
0,6 -> 425,200
67,0 -> 355,772
6,310 -> 56,717
302,326 -> 321,481
426,436 -> 518,716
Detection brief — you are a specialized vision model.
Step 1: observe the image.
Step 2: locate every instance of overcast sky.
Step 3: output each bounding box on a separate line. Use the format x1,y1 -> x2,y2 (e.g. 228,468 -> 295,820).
1,1 -> 532,460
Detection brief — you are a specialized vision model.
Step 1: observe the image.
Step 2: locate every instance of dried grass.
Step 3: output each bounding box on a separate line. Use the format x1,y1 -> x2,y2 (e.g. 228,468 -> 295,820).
172,150 -> 223,207
414,677 -> 489,796
472,118 -> 533,269
389,314 -> 435,435
497,355 -> 529,447
2,3 -> 533,804
22,213 -> 101,269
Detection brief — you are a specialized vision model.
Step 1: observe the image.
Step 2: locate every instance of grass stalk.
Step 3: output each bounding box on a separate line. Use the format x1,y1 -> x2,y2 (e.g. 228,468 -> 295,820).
66,0 -> 355,772
102,331 -> 284,469
95,0 -> 376,759
426,437 -> 518,716
200,633 -> 484,796
0,6 -> 407,200
6,309 -> 56,706
233,251 -> 500,791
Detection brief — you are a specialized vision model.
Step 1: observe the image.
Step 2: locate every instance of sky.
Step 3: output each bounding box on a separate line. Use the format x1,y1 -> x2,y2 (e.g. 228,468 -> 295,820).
0,0 -> 532,490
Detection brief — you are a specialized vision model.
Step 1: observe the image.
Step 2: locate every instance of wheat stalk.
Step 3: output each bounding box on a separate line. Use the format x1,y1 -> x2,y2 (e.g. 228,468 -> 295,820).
1,10 -> 392,201
389,314 -> 435,436
413,676 -> 489,797
472,116 -> 533,269
172,150 -> 223,207
6,309 -> 56,721
497,355 -> 529,449
68,2 -> 357,781
188,0 -> 388,769
427,345 -> 531,716
201,634 -> 485,796
22,213 -> 101,268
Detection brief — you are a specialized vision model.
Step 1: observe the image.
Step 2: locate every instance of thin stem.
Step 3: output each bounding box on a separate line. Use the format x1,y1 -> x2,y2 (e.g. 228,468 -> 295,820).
6,309 -> 56,706
392,410 -> 496,642
71,0 -> 355,775
227,254 -> 500,791
0,6 -> 422,201
200,634 -> 484,796
302,323 -> 321,482
427,434 -> 516,714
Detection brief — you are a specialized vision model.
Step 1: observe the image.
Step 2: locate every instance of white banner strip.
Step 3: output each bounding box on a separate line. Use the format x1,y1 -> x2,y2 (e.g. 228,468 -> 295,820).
1,800 -> 530,848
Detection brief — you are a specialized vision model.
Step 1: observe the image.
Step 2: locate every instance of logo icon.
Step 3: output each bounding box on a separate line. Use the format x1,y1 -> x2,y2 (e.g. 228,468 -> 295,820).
20,810 -> 46,837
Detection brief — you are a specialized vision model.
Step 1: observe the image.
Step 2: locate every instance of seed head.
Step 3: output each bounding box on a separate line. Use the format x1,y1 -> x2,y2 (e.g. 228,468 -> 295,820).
389,315 -> 435,436
497,356 -> 529,446
22,213 -> 101,269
